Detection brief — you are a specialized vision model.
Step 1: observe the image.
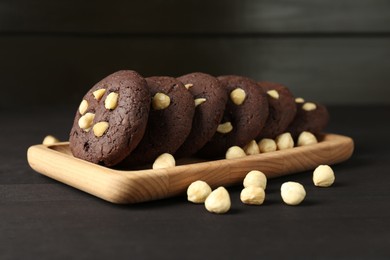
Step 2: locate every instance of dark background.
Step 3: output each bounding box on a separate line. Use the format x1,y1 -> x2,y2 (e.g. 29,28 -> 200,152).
1,1 -> 390,259
1,0 -> 390,108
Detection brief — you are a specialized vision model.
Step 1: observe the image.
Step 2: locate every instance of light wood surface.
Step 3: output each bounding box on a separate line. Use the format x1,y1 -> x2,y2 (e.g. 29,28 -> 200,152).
27,133 -> 354,204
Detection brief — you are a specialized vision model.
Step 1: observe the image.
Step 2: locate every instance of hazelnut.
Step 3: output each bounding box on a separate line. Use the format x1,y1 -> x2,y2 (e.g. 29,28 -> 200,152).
42,135 -> 60,145
302,102 -> 317,111
243,170 -> 267,189
225,146 -> 246,159
267,90 -> 279,99
230,88 -> 246,105
281,182 -> 306,206
297,131 -> 318,146
93,88 -> 106,101
275,132 -> 294,150
240,186 -> 265,205
152,93 -> 171,110
105,92 -> 119,110
187,180 -> 212,203
295,97 -> 305,103
217,122 -> 233,134
313,165 -> 335,187
258,138 -> 277,153
205,187 -> 231,214
152,153 -> 176,169
243,140 -> 260,155
78,112 -> 95,131
194,98 -> 206,107
93,121 -> 109,137
184,83 -> 193,89
78,99 -> 88,115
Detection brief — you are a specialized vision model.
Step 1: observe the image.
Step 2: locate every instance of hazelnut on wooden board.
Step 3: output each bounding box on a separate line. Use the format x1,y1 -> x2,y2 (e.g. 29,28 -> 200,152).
152,93 -> 171,110
275,132 -> 294,150
225,146 -> 246,159
281,182 -> 306,205
243,170 -> 267,189
240,186 -> 265,205
313,165 -> 335,187
297,131 -> 318,146
152,153 -> 176,169
42,135 -> 60,145
230,88 -> 246,105
187,180 -> 212,203
258,138 -> 277,153
205,187 -> 231,214
243,140 -> 260,155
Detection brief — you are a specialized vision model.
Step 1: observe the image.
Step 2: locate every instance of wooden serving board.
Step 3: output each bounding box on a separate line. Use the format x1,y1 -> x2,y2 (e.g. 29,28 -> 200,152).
27,133 -> 354,204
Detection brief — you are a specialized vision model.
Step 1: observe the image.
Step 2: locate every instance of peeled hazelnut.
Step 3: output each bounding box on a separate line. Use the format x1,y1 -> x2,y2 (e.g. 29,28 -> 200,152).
267,90 -> 279,99
225,146 -> 246,159
93,89 -> 106,100
275,132 -> 294,150
302,102 -> 317,111
281,181 -> 306,206
152,153 -> 176,169
93,121 -> 109,137
184,83 -> 193,89
205,187 -> 231,214
258,138 -> 277,153
152,93 -> 171,110
243,140 -> 260,155
217,122 -> 233,134
42,135 -> 60,145
313,165 -> 335,187
78,99 -> 88,115
297,131 -> 318,146
194,98 -> 206,107
105,92 -> 119,110
230,88 -> 246,105
243,170 -> 267,189
295,97 -> 305,103
78,112 -> 95,131
240,186 -> 265,205
187,180 -> 212,203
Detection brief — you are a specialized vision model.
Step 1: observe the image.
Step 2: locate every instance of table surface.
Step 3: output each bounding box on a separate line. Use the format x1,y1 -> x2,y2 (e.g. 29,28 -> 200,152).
1,105 -> 390,259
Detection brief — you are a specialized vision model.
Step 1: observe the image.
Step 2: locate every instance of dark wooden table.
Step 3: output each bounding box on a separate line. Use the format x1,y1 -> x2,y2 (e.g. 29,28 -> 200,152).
1,105 -> 389,259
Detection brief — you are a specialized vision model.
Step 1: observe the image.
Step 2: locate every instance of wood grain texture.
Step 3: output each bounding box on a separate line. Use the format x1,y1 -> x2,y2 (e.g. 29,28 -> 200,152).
27,134 -> 354,204
0,0 -> 389,33
0,36 -> 389,107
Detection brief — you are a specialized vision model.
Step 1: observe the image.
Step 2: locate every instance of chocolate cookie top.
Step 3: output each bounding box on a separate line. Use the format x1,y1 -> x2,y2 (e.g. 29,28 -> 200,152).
175,72 -> 228,158
69,70 -> 150,166
121,76 -> 195,166
198,75 -> 269,158
287,100 -> 330,139
257,81 -> 297,139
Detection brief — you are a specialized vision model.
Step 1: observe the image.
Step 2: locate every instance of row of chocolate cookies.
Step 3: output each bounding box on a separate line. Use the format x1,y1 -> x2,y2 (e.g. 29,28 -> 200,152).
69,70 -> 329,167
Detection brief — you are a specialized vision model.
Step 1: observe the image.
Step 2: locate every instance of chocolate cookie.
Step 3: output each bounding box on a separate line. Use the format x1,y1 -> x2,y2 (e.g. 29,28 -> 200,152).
121,76 -> 195,166
198,75 -> 269,158
175,72 -> 228,158
69,70 -> 150,166
257,81 -> 297,139
287,100 -> 330,139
